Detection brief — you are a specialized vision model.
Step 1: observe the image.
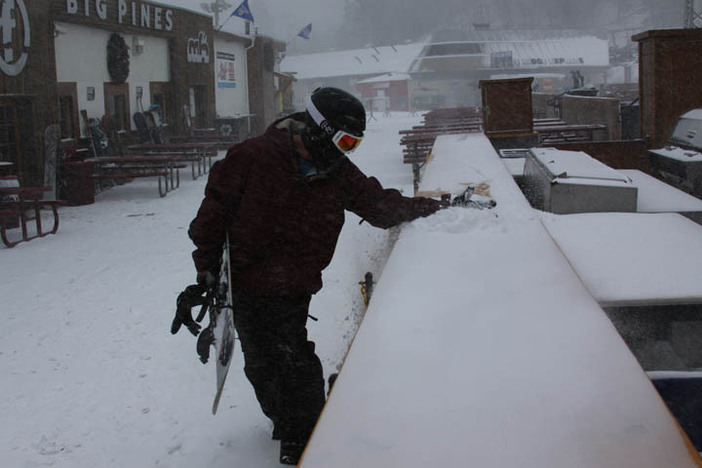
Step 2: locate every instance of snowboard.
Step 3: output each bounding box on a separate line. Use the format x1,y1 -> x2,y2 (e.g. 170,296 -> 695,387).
133,112 -> 151,143
143,111 -> 162,144
210,235 -> 236,415
80,110 -> 98,157
43,125 -> 60,200
88,118 -> 111,157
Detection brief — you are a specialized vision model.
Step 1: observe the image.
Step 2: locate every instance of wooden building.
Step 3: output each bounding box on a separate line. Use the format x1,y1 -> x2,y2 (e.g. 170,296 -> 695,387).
356,73 -> 411,112
1,0 -> 217,186
0,0 -> 58,186
634,28 -> 702,148
51,0 -> 215,138
246,35 -> 286,136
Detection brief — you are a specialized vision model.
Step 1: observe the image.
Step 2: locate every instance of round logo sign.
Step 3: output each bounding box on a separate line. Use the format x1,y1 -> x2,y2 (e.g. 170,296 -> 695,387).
0,0 -> 31,76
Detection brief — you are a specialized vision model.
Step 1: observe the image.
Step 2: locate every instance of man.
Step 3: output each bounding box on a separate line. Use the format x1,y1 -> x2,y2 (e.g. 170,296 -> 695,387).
187,87 -> 444,464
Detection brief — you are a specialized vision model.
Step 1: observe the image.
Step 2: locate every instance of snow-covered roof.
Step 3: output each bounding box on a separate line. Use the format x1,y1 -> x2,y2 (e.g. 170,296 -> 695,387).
490,72 -> 567,80
280,43 -> 425,80
681,108 -> 702,120
357,72 -> 411,84
411,29 -> 610,71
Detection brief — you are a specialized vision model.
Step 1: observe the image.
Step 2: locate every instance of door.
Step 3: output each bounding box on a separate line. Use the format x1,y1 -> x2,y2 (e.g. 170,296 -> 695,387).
0,99 -> 22,181
104,83 -> 131,131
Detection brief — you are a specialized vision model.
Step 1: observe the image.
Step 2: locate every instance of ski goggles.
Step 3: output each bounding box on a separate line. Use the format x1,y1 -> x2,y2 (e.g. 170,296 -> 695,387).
331,129 -> 363,153
306,96 -> 363,154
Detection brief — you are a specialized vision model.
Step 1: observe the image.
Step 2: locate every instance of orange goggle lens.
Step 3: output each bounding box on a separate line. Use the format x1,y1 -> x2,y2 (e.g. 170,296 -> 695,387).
332,131 -> 363,153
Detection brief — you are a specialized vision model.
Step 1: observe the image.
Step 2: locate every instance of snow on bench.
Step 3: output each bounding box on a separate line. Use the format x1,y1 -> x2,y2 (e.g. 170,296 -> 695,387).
542,211 -> 702,307
300,133 -> 701,467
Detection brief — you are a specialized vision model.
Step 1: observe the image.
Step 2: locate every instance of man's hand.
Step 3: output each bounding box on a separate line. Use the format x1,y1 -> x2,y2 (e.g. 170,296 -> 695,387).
197,270 -> 217,288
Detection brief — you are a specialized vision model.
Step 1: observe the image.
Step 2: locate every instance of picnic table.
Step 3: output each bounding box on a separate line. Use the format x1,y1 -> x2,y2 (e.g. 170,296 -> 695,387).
0,185 -> 62,248
85,156 -> 187,197
126,143 -> 217,179
167,134 -> 238,151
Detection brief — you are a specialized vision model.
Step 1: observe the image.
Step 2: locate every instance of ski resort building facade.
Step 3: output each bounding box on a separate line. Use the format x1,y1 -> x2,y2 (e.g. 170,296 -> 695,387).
51,0 -> 216,141
0,0 -> 285,187
409,29 -> 611,108
280,29 -> 612,113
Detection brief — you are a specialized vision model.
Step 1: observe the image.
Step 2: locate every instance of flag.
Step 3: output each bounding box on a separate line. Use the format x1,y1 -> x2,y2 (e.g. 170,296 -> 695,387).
231,0 -> 254,22
297,23 -> 312,40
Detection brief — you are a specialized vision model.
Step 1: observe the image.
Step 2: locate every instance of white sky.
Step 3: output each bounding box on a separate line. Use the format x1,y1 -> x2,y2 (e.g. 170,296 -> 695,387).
165,0 -> 345,44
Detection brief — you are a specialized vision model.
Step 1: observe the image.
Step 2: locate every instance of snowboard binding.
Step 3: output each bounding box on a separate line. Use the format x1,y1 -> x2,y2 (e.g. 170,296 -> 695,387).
171,284 -> 212,337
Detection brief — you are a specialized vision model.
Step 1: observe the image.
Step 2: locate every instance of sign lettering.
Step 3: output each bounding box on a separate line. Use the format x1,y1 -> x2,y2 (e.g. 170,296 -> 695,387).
66,0 -> 174,32
187,31 -> 209,63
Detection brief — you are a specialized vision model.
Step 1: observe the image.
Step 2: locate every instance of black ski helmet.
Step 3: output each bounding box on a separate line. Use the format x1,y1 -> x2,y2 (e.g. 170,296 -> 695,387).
300,87 -> 366,171
306,87 -> 366,138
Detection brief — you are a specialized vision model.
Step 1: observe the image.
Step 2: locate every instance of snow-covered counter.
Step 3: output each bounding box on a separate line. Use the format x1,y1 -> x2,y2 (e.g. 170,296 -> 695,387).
648,145 -> 702,197
301,133 -> 702,467
542,212 -> 702,307
619,169 -> 702,224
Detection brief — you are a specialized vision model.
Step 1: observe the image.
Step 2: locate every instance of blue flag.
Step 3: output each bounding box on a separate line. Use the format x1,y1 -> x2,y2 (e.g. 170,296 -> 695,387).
231,0 -> 254,22
297,23 -> 312,40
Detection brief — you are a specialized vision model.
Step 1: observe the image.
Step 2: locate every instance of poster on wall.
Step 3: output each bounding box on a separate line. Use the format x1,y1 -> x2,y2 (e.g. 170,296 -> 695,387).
216,52 -> 236,88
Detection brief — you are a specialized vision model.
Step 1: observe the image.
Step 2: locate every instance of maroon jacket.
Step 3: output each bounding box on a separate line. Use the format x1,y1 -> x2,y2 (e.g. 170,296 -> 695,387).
189,119 -> 442,296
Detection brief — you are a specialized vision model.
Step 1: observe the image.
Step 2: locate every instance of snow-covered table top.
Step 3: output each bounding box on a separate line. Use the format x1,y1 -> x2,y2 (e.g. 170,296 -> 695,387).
301,133 -> 701,467
619,169 -> 702,213
542,211 -> 702,307
529,147 -> 633,187
649,145 -> 702,162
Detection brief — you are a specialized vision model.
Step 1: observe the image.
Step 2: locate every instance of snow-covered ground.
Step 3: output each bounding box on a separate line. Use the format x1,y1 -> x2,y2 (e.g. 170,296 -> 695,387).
0,112 -> 423,467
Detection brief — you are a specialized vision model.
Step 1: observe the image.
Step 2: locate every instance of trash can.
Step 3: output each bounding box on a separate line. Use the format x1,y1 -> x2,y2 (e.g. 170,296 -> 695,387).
60,161 -> 95,206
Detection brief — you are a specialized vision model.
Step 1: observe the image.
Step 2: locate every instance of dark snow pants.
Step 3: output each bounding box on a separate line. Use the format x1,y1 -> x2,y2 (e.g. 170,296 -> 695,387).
232,294 -> 326,443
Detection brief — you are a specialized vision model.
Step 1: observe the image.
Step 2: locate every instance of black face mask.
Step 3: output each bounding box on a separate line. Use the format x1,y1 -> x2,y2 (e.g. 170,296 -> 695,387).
300,126 -> 346,173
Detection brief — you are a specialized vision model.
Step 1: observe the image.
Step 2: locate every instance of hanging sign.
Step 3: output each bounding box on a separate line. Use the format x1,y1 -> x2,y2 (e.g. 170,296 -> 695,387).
0,0 -> 30,76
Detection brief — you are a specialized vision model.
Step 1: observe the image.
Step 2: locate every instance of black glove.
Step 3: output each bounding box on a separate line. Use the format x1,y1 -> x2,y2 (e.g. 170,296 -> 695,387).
171,284 -> 209,336
197,270 -> 217,288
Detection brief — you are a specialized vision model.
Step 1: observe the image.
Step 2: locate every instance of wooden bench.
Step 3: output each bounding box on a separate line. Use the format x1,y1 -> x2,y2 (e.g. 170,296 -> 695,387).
536,123 -> 608,143
399,109 -> 486,191
399,107 -> 609,192
0,181 -> 64,248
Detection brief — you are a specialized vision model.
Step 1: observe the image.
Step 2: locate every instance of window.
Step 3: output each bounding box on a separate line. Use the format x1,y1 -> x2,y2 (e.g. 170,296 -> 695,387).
490,51 -> 514,69
150,82 -> 170,126
57,82 -> 79,140
426,42 -> 484,56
